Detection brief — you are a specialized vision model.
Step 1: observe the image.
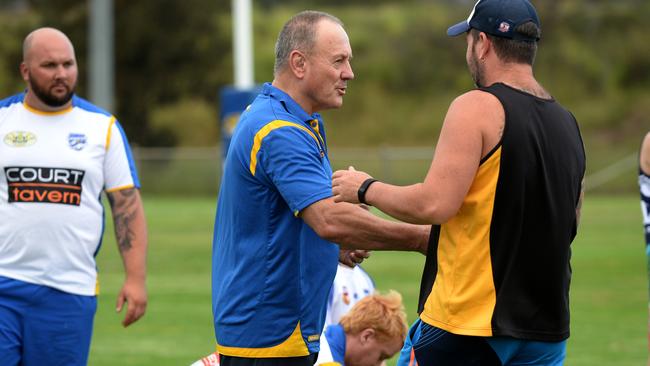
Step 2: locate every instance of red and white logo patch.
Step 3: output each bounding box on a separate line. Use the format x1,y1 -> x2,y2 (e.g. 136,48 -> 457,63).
498,22 -> 511,33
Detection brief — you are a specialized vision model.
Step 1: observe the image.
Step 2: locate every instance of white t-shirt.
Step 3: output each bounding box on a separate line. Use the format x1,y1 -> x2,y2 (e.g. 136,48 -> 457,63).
325,264 -> 376,327
0,93 -> 139,296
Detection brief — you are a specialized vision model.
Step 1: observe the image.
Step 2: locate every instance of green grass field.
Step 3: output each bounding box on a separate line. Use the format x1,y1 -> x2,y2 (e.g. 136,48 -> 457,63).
88,194 -> 646,365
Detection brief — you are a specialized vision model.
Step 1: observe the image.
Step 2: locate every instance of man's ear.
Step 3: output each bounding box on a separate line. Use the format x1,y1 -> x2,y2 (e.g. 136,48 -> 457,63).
288,50 -> 307,79
20,62 -> 29,82
477,31 -> 491,60
359,328 -> 376,345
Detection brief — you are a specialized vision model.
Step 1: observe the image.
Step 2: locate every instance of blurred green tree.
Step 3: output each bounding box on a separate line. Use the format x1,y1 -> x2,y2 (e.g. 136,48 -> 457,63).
0,0 -> 647,154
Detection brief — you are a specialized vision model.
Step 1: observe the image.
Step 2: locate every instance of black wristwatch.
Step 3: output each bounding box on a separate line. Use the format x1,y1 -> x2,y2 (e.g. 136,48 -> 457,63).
357,178 -> 378,205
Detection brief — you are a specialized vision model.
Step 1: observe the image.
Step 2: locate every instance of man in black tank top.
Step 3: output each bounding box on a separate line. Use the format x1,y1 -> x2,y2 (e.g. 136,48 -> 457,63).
332,0 -> 586,364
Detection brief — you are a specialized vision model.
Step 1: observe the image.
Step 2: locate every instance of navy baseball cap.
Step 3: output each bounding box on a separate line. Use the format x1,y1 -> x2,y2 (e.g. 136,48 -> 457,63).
447,0 -> 540,42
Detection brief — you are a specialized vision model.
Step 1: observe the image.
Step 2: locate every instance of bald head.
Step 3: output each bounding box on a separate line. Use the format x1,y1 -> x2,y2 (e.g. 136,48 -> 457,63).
20,27 -> 78,110
23,27 -> 75,63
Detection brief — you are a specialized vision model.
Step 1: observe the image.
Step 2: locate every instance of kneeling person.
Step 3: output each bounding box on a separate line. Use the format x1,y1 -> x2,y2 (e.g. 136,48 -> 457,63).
316,291 -> 407,366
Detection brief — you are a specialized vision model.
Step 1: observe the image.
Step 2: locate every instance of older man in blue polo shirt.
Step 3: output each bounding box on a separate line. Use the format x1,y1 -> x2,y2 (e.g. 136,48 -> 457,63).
211,10 -> 429,366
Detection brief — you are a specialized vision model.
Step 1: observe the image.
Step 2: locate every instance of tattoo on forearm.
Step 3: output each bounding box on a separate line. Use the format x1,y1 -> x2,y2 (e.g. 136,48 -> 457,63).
108,188 -> 139,252
115,211 -> 135,252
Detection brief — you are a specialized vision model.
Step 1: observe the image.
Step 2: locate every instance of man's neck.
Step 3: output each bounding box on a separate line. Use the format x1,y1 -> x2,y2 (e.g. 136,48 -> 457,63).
272,77 -> 315,115
24,91 -> 72,113
484,63 -> 551,99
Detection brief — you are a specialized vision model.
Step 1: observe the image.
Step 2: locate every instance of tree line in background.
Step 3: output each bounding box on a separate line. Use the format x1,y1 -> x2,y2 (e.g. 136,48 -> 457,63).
0,0 -> 648,162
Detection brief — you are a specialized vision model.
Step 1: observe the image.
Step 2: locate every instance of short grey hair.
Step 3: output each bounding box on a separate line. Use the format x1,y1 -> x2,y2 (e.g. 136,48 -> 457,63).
273,10 -> 344,75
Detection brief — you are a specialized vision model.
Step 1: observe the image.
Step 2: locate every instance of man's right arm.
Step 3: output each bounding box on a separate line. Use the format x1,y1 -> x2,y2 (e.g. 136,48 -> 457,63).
641,132 -> 650,175
251,118 -> 431,254
300,197 -> 430,254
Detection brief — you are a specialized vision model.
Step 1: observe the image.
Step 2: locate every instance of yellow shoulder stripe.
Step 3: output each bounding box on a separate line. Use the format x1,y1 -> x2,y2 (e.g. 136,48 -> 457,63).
105,184 -> 135,193
249,120 -> 321,176
216,321 -> 309,358
105,116 -> 116,151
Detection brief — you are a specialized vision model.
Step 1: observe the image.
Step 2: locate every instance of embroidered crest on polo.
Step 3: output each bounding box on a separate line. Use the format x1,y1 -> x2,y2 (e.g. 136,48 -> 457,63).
68,133 -> 87,151
4,131 -> 37,147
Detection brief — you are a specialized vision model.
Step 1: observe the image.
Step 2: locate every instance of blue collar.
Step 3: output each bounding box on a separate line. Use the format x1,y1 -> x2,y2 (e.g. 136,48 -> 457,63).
325,323 -> 346,364
262,82 -> 322,124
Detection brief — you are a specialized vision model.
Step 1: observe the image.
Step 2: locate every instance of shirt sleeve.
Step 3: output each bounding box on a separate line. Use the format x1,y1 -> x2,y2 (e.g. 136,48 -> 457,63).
255,124 -> 331,214
104,119 -> 141,192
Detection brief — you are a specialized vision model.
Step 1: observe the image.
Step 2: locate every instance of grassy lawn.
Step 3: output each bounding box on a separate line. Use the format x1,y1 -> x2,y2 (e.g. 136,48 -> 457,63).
88,194 -> 646,365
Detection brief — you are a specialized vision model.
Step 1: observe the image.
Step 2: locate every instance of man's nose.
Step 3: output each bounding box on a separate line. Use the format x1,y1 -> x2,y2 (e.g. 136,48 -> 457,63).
54,65 -> 68,78
342,61 -> 354,80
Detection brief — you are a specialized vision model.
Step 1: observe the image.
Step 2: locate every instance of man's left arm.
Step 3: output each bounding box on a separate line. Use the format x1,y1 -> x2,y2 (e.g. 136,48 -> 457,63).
576,177 -> 585,230
107,187 -> 148,327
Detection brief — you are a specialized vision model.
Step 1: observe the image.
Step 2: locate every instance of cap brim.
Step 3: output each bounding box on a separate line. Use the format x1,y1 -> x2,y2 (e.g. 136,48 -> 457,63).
447,20 -> 470,37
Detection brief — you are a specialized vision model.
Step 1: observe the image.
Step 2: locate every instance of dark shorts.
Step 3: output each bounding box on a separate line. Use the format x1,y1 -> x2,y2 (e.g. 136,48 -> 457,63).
412,321 -> 567,366
413,322 -> 502,366
0,276 -> 97,366
219,354 -> 318,366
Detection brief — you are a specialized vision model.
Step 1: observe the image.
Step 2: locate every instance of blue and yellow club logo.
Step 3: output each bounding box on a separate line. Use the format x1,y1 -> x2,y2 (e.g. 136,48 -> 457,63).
4,131 -> 37,147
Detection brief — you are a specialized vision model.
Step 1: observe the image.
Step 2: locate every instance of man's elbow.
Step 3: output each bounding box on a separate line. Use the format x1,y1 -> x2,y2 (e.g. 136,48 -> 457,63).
313,222 -> 346,243
311,208 -> 350,242
418,202 -> 457,225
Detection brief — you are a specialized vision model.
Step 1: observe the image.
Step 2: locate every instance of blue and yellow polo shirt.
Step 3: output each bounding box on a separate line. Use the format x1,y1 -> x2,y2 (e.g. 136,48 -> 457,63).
212,83 -> 339,358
